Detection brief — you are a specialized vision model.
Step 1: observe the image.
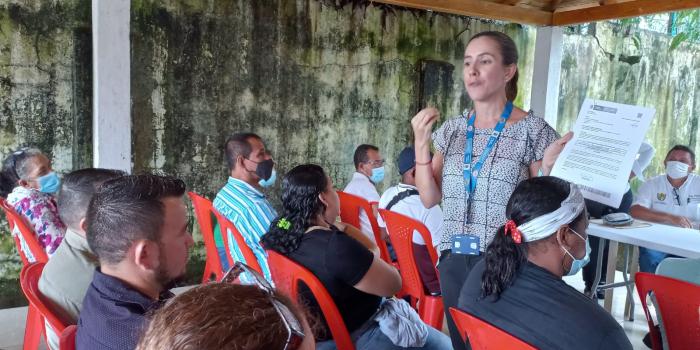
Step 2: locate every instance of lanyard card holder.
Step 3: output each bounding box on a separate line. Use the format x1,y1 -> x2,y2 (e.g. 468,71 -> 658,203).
451,235 -> 480,255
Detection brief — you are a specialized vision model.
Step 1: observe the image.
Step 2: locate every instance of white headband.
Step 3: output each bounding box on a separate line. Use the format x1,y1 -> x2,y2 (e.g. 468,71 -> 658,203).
516,184 -> 585,242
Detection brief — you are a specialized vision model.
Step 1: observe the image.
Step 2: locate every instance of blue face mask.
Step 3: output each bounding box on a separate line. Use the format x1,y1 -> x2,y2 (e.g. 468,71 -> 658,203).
258,168 -> 277,188
370,166 -> 385,184
562,228 -> 591,276
38,171 -> 60,194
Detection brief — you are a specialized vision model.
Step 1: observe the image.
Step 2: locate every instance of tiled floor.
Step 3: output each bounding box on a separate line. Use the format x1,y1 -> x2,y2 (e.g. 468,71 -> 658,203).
0,274 -> 650,349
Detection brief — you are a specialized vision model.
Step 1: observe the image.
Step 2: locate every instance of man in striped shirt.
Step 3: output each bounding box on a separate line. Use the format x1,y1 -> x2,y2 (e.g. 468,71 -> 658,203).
213,133 -> 277,281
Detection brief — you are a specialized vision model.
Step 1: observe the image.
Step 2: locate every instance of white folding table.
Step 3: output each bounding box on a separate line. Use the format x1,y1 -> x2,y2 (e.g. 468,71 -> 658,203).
586,221 -> 700,319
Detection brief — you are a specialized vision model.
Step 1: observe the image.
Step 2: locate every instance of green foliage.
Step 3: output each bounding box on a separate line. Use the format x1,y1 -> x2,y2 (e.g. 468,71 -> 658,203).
669,9 -> 700,51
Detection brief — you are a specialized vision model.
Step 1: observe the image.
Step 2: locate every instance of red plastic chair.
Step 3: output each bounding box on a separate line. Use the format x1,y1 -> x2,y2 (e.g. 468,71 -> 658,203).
188,192 -> 224,283
20,262 -> 69,350
337,191 -> 391,263
449,307 -> 536,350
59,325 -> 77,350
378,209 -> 443,330
267,250 -> 355,350
213,210 -> 263,275
635,272 -> 700,350
0,197 -> 48,265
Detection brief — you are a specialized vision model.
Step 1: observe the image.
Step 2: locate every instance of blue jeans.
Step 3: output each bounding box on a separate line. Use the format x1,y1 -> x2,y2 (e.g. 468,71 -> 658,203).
217,246 -> 230,272
639,247 -> 677,273
316,322 -> 452,350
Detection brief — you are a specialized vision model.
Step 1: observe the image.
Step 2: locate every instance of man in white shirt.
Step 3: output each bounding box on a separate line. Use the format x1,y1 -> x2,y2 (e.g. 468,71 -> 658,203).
343,144 -> 384,241
377,146 -> 443,294
630,145 -> 700,272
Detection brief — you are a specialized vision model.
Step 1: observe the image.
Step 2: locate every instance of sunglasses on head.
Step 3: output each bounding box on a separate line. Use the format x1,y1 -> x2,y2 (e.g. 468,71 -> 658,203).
221,262 -> 305,350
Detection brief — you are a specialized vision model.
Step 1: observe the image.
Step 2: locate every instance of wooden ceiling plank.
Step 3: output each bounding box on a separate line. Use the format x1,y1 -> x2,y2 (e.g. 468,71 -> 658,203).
548,0 -> 563,11
370,0 -> 553,25
553,0 -> 700,25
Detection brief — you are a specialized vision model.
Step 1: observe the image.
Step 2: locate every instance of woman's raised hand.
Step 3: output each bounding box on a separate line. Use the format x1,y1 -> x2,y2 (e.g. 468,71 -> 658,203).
411,107 -> 440,147
541,131 -> 574,175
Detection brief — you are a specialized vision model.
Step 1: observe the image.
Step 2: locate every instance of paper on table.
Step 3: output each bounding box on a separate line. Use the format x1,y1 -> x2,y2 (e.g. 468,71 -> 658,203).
551,98 -> 655,208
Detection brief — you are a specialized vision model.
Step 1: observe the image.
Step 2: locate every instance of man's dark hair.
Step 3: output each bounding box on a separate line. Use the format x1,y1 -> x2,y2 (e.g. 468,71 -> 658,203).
86,174 -> 186,265
353,144 -> 379,169
224,133 -> 262,171
666,145 -> 696,165
57,168 -> 126,229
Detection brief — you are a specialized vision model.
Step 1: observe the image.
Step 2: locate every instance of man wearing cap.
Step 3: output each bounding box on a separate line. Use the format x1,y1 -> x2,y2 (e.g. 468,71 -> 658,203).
377,146 -> 443,295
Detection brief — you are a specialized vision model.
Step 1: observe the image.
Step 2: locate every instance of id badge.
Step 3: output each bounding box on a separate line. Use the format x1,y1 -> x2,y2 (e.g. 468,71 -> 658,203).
451,235 -> 480,255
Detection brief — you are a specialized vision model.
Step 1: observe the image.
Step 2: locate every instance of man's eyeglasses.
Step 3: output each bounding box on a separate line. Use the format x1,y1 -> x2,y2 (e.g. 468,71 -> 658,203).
673,188 -> 681,206
365,159 -> 385,167
222,262 -> 304,350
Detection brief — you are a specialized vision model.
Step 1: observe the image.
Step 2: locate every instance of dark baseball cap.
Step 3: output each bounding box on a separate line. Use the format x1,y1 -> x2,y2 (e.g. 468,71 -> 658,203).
398,146 -> 430,175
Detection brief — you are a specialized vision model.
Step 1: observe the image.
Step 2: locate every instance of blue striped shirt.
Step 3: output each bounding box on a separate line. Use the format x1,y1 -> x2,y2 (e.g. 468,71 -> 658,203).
213,177 -> 276,282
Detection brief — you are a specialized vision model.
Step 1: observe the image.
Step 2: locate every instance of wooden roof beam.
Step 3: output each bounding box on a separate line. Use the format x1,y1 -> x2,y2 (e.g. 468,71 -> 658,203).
553,0 -> 700,25
370,0 -> 553,25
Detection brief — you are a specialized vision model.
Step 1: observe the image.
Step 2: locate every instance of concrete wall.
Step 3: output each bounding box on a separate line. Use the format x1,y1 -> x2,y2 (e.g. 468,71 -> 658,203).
130,0 -> 536,201
0,0 -> 92,172
558,22 -> 700,177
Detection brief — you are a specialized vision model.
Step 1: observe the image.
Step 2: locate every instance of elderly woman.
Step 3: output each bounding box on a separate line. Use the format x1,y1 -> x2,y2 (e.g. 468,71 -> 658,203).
457,176 -> 632,349
410,31 -> 571,349
1,147 -> 65,257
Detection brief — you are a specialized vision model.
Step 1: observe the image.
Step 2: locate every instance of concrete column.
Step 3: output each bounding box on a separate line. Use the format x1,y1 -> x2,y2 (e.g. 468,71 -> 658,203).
92,0 -> 131,172
530,26 -> 563,127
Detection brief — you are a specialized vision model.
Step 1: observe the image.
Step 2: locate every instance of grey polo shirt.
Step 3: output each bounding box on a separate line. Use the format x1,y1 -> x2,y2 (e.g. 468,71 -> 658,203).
39,228 -> 98,349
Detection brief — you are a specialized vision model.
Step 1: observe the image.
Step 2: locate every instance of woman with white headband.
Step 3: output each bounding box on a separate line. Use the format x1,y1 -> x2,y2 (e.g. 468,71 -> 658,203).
457,176 -> 632,349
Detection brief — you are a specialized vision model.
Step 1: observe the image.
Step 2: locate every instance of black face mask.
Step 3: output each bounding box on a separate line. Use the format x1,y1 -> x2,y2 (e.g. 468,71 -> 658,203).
245,158 -> 275,180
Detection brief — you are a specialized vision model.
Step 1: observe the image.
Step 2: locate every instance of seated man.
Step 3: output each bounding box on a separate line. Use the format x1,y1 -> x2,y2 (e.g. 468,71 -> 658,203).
343,144 -> 385,241
213,133 -> 277,281
630,145 -> 700,273
377,147 -> 443,295
38,168 -> 125,349
76,174 -> 194,350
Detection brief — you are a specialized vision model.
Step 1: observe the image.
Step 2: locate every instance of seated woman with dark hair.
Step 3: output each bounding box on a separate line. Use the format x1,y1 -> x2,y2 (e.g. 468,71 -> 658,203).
1,147 -> 65,257
261,164 -> 451,350
458,176 -> 632,350
136,279 -> 315,350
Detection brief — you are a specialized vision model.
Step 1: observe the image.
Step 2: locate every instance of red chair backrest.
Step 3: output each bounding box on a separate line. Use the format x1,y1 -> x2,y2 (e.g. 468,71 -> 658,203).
336,191 -> 390,263
267,250 -> 355,350
20,263 -> 69,344
635,272 -> 700,350
187,192 -> 224,282
449,307 -> 536,350
60,325 -> 77,350
378,209 -> 438,301
1,197 -> 48,265
213,210 -> 263,274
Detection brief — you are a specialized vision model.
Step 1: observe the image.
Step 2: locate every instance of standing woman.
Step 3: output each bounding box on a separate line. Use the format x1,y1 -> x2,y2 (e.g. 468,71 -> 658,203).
411,31 -> 572,350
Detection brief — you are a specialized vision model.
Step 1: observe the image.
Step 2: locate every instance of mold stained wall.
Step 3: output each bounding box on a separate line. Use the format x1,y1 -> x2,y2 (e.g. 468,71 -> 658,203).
130,0 -> 537,201
559,22 -> 700,176
0,0 -> 92,173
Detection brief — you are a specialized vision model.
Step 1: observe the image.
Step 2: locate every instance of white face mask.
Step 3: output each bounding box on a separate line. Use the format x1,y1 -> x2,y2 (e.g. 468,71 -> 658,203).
666,161 -> 690,180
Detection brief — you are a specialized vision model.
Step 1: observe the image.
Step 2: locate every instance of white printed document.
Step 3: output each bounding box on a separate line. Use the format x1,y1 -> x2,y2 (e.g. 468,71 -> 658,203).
551,98 -> 655,208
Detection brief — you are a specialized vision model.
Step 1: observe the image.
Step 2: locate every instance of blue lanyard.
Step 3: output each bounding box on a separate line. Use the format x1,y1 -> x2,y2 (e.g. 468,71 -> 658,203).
463,101 -> 513,194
